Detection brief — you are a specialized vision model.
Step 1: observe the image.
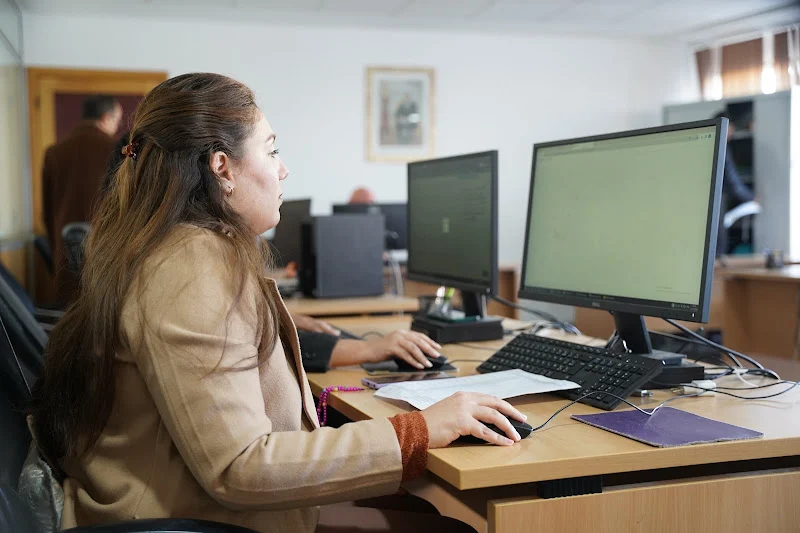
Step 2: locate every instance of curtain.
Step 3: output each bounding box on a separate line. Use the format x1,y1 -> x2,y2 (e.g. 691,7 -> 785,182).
695,48 -> 713,99
775,31 -> 789,92
721,38 -> 762,97
788,26 -> 800,87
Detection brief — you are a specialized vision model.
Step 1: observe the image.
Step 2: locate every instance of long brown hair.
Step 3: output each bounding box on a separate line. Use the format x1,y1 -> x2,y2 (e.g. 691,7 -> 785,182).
30,73 -> 280,460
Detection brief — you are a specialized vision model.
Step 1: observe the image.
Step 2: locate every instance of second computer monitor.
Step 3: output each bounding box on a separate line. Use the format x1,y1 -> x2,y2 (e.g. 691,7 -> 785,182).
406,150 -> 498,303
519,119 -> 726,353
271,198 -> 311,268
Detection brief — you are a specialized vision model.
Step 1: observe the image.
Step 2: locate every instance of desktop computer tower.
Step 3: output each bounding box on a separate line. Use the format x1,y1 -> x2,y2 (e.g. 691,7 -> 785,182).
300,214 -> 385,298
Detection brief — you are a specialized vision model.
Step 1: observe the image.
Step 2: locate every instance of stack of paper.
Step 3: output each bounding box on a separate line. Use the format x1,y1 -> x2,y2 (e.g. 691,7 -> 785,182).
374,369 -> 579,410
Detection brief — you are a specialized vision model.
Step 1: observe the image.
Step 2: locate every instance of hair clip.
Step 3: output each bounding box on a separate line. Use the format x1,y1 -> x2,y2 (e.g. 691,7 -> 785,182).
121,141 -> 138,159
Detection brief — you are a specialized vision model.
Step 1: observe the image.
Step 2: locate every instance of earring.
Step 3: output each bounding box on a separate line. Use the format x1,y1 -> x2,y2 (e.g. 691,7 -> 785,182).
226,185 -> 234,197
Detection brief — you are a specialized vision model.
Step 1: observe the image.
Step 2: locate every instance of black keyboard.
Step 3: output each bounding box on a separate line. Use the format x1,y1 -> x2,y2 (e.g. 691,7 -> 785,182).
476,334 -> 664,410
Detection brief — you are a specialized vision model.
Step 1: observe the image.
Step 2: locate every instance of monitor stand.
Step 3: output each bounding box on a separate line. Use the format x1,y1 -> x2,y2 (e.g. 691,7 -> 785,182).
410,290 -> 504,344
612,312 -> 704,387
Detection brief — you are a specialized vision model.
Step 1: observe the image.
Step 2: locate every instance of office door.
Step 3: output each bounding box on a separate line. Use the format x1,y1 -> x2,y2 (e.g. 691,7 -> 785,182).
27,67 -> 167,304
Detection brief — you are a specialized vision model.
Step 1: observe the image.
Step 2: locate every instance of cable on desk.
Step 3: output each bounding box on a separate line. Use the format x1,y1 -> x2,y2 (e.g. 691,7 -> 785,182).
650,330 -> 737,371
663,319 -> 781,379
530,376 -> 799,434
652,380 -> 799,399
360,331 -> 385,339
703,380 -> 797,391
529,391 -> 702,433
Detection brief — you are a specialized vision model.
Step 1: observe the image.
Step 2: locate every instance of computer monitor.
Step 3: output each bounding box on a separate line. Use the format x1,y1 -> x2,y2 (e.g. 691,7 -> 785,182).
270,198 -> 311,268
332,203 -> 408,250
407,150 -> 498,318
519,119 -> 727,355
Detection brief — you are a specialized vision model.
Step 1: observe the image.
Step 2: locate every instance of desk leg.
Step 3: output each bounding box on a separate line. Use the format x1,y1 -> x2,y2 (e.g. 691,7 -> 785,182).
404,477 -> 488,533
487,470 -> 800,533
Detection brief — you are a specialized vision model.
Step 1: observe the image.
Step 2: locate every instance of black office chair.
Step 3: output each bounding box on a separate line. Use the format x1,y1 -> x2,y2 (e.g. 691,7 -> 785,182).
0,263 -> 62,329
33,237 -> 54,276
0,313 -> 259,533
61,223 -> 91,277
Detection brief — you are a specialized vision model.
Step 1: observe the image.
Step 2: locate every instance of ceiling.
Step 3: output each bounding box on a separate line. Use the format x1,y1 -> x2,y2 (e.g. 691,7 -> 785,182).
16,0 -> 800,44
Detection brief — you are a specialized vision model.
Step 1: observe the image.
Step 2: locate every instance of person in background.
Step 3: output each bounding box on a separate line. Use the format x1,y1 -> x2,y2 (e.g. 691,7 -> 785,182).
713,110 -> 756,255
348,186 -> 376,204
104,134 -> 439,372
32,73 -> 523,532
42,94 -> 122,306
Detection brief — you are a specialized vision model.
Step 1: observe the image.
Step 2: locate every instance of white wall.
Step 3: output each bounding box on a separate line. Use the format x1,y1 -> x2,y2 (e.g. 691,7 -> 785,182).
23,13 -> 696,270
0,13 -> 27,239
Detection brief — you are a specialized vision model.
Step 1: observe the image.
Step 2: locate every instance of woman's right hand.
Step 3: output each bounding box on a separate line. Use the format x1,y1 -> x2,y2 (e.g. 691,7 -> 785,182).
420,392 -> 527,448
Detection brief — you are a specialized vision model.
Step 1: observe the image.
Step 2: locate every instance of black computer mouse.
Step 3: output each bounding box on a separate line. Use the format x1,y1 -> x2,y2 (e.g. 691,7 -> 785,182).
393,354 -> 449,371
457,415 -> 533,444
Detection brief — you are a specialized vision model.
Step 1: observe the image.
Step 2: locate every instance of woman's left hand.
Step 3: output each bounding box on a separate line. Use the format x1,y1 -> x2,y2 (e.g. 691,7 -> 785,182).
359,330 -> 442,369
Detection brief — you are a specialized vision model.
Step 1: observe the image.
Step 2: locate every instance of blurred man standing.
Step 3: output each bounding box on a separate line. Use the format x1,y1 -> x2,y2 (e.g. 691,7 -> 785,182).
42,94 -> 122,305
713,111 -> 757,256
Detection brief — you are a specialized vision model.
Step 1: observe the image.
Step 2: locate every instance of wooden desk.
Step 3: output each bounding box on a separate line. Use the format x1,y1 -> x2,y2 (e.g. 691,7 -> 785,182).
308,316 -> 800,533
573,256 -> 795,341
723,265 -> 800,360
282,294 -> 419,317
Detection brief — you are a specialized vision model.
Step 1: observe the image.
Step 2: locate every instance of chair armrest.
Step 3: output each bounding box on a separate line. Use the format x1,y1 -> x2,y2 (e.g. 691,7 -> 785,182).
64,518 -> 260,533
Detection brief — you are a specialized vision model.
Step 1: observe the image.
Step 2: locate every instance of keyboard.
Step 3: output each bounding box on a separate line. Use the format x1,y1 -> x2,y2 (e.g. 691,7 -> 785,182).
476,334 -> 664,410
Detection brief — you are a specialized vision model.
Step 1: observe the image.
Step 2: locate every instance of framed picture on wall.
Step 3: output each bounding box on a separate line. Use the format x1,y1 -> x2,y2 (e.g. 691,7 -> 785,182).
365,66 -> 435,162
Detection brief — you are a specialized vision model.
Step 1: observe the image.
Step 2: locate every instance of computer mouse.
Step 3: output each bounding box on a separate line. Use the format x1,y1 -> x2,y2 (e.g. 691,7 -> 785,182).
393,354 -> 449,371
457,415 -> 533,444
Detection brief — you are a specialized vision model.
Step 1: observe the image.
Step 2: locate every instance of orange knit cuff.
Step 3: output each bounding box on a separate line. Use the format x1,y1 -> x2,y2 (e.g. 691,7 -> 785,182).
389,411 -> 429,482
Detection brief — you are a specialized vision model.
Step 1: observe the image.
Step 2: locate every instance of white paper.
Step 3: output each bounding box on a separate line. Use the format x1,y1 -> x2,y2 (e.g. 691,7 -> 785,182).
374,369 -> 580,410
724,201 -> 761,229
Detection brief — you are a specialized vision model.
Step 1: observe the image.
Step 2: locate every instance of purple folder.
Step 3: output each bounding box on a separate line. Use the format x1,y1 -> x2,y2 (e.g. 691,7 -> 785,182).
571,407 -> 763,448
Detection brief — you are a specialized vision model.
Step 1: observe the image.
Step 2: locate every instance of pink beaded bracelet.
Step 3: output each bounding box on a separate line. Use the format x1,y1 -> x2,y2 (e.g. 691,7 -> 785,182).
317,385 -> 364,426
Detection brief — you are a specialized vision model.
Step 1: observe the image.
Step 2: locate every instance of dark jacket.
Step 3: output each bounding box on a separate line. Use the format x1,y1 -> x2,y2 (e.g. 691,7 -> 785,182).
42,122 -> 116,306
297,330 -> 339,372
723,151 -> 754,205
717,150 -> 756,255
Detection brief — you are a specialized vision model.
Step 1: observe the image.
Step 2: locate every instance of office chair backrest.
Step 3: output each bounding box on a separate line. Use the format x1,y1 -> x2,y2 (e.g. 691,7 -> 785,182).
0,275 -> 46,397
61,223 -> 91,276
0,482 -> 39,533
0,262 -> 36,316
34,236 -> 54,275
0,312 -> 34,489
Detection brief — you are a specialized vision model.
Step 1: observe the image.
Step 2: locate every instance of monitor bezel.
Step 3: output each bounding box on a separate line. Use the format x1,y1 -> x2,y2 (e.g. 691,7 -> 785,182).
406,150 -> 499,295
518,118 -> 727,323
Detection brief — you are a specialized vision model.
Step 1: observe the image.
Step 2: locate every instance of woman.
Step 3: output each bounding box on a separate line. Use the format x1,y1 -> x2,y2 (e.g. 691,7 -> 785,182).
106,132 -> 444,373
30,73 -> 525,533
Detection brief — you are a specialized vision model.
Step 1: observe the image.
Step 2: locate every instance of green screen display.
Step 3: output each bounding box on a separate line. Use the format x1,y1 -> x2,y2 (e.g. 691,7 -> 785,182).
524,126 -> 717,305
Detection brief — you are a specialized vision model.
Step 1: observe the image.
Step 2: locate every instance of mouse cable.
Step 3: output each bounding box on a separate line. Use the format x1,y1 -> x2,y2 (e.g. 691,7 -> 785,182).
529,391 -> 702,433
530,380 -> 798,435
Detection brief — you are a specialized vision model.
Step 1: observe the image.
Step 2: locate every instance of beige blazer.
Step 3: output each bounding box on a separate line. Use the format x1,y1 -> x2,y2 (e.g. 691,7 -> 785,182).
60,226 -> 404,533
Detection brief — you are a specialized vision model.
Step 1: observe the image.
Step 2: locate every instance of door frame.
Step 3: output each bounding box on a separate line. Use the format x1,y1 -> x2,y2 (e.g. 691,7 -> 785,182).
27,67 -> 168,235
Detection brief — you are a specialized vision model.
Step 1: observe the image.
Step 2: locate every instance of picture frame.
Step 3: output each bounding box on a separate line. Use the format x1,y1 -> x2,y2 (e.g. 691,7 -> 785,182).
365,66 -> 435,162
